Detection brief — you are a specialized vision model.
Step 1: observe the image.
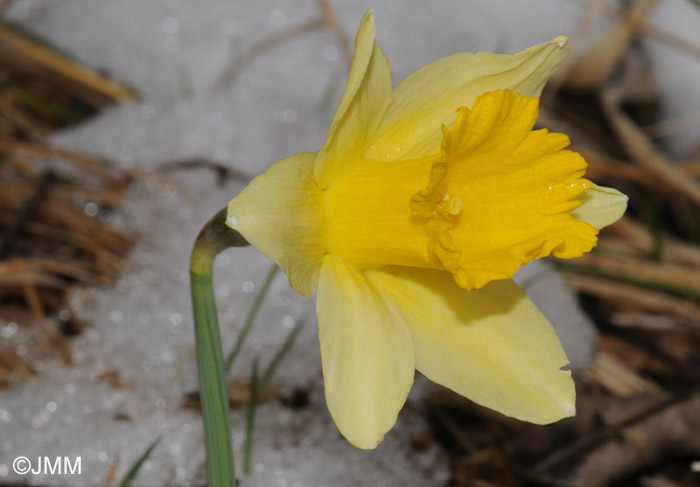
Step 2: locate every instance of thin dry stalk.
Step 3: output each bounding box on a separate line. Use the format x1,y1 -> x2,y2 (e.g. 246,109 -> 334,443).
0,267 -> 65,288
0,141 -> 127,186
0,257 -> 103,286
22,281 -> 45,320
565,273 -> 700,326
642,111 -> 700,139
20,220 -> 125,268
0,183 -> 134,284
562,0 -> 659,91
0,184 -> 129,244
0,24 -> 134,107
679,159 -> 700,177
637,20 -> 700,60
217,17 -> 325,88
601,90 -> 700,207
571,252 -> 700,296
571,392 -> 700,487
0,93 -> 51,138
591,351 -> 663,397
315,0 -> 352,69
610,312 -> 695,331
545,0 -> 612,96
576,146 -> 658,186
53,186 -> 126,207
604,217 -> 700,267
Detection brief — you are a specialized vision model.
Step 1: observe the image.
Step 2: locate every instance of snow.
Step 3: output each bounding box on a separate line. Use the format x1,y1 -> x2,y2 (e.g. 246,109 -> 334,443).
1,0 -> 697,485
645,0 -> 700,158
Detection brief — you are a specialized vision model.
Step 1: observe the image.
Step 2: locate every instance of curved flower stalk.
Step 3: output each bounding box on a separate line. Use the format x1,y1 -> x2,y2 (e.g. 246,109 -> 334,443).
227,10 -> 627,449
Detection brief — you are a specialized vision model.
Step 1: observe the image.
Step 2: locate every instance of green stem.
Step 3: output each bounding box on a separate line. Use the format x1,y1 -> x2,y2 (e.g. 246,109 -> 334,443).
190,208 -> 248,487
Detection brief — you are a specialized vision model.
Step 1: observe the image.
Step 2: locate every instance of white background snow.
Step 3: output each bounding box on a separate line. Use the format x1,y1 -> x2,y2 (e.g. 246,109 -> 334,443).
1,0 -> 698,485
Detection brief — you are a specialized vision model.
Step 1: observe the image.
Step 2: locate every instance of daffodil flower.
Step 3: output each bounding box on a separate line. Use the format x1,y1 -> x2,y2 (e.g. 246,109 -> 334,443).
227,10 -> 627,449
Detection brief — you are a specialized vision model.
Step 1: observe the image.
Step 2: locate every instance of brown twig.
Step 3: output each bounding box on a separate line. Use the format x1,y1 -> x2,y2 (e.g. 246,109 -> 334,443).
534,388 -> 700,471
561,0 -> 659,91
569,391 -> 700,486
591,351 -> 663,397
679,159 -> 700,177
216,17 -> 326,89
565,252 -> 700,297
565,273 -> 700,327
610,312 -> 697,331
545,0 -> 611,98
315,0 -> 352,69
0,140 -> 128,186
0,169 -> 55,260
601,89 -> 700,207
575,146 -> 657,186
0,24 -> 134,107
603,217 -> 700,267
22,281 -> 45,320
155,158 -> 251,185
637,20 -> 700,60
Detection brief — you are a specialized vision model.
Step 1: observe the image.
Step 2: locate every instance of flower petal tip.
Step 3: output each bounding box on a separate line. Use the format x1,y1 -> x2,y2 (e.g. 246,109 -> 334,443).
360,8 -> 375,30
348,434 -> 383,451
551,35 -> 568,49
563,401 -> 576,417
225,215 -> 238,229
571,184 -> 628,230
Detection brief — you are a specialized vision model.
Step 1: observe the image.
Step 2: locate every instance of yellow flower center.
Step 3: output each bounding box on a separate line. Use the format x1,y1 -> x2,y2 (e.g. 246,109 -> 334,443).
324,90 -> 598,290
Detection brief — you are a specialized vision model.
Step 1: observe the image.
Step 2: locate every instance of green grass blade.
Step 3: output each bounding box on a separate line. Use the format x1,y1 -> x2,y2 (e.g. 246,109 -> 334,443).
119,436 -> 161,487
243,319 -> 305,475
225,264 -> 279,372
260,319 -> 305,389
243,358 -> 261,475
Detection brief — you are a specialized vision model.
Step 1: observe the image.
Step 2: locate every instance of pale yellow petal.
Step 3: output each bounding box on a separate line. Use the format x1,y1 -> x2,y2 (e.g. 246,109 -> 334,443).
314,9 -> 393,188
227,153 -> 325,297
316,255 -> 415,449
570,184 -> 628,230
366,36 -> 570,160
366,267 -> 575,424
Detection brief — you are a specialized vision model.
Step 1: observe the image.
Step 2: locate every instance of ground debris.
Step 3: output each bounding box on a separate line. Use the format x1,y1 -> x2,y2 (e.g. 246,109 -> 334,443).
0,23 -> 135,387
